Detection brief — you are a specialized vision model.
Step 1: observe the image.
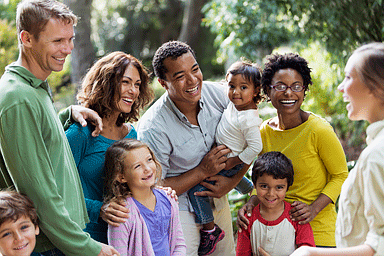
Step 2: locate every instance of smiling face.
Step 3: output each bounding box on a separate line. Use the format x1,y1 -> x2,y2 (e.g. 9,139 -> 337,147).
256,174 -> 287,212
268,68 -> 305,117
227,74 -> 258,111
338,53 -> 378,123
159,51 -> 203,111
0,216 -> 39,256
118,147 -> 157,194
116,64 -> 141,114
24,18 -> 74,80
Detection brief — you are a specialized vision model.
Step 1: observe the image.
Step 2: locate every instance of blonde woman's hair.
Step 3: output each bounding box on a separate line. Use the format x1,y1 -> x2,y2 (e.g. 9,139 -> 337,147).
104,139 -> 162,203
352,42 -> 384,103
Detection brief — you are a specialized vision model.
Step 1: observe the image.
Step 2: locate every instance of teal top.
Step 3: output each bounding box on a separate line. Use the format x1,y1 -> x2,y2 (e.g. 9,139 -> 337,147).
66,122 -> 137,243
0,64 -> 101,255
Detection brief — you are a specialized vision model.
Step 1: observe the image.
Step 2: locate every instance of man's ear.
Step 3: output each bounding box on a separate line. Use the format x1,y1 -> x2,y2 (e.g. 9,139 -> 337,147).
158,78 -> 168,90
20,30 -> 33,48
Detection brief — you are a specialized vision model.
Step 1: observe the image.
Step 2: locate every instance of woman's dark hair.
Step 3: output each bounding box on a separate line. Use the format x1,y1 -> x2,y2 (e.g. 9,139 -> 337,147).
262,53 -> 312,97
226,59 -> 265,104
77,51 -> 153,126
252,151 -> 294,189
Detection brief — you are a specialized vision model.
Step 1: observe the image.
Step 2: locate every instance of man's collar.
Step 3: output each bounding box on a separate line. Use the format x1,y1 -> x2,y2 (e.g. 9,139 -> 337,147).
5,63 -> 53,101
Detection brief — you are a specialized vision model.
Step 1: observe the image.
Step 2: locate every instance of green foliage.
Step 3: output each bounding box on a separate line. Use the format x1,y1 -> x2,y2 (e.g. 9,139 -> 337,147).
0,0 -> 18,22
0,19 -> 18,76
92,0 -> 182,64
204,0 -> 384,63
204,0 -> 383,160
203,0 -> 293,63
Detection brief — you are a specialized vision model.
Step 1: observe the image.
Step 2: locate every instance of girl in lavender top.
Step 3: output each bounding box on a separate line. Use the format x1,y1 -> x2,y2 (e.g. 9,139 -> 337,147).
104,138 -> 186,256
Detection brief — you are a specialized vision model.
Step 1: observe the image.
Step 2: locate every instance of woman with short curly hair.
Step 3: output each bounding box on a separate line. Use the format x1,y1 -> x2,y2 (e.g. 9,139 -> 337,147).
238,53 -> 349,249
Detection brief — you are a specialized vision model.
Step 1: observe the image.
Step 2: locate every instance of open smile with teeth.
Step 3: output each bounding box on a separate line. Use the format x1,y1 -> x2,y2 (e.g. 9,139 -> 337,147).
122,98 -> 134,104
266,198 -> 277,203
142,173 -> 153,181
14,243 -> 28,250
186,86 -> 198,94
53,57 -> 66,62
280,100 -> 296,104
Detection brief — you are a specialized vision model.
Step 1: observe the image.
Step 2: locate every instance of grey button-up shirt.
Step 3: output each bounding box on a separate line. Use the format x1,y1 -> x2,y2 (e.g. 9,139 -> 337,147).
138,81 -> 229,211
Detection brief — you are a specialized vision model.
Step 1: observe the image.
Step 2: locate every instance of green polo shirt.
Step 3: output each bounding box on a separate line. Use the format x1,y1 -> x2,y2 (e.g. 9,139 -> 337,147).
0,64 -> 101,255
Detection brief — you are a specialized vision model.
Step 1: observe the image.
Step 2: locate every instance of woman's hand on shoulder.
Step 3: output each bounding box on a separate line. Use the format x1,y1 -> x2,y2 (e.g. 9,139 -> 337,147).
289,201 -> 316,224
100,201 -> 129,227
236,195 -> 258,231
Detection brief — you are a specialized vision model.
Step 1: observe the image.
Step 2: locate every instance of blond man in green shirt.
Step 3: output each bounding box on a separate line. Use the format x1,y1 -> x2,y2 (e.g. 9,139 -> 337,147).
0,0 -> 117,255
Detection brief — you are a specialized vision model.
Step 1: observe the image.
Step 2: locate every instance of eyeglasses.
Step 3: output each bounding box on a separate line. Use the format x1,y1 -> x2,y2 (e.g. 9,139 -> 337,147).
270,83 -> 305,92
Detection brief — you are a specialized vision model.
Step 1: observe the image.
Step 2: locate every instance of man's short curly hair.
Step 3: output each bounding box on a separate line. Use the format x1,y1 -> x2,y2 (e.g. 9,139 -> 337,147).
77,51 -> 153,126
152,41 -> 196,80
262,53 -> 312,97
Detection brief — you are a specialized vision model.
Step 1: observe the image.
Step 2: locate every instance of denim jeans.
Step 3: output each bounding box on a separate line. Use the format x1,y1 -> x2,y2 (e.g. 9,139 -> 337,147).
188,163 -> 253,224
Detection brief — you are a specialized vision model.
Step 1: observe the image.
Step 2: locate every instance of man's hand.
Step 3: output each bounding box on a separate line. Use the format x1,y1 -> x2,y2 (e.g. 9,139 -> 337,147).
194,175 -> 233,198
100,201 -> 129,227
70,105 -> 103,137
98,244 -> 120,256
199,145 -> 231,178
157,186 -> 178,201
236,195 -> 258,231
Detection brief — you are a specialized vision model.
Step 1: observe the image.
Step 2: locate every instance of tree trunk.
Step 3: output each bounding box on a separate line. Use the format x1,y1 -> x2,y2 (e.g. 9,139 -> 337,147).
63,0 -> 95,100
178,0 -> 207,51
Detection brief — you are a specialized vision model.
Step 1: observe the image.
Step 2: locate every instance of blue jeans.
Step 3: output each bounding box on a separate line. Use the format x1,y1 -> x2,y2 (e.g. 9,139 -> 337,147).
188,163 -> 253,224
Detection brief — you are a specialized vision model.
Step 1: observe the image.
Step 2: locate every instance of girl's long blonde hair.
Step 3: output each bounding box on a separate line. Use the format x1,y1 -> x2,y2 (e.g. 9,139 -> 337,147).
104,139 -> 162,203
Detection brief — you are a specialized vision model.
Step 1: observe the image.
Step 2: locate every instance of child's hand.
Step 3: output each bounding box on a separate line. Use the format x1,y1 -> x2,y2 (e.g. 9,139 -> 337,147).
100,201 -> 129,227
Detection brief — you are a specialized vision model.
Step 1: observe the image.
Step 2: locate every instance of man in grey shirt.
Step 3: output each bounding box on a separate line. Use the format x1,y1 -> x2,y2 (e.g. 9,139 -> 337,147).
138,41 -> 246,256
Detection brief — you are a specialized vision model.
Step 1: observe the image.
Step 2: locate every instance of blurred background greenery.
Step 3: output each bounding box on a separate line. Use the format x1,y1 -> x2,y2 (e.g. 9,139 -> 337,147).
1,0 -> 383,234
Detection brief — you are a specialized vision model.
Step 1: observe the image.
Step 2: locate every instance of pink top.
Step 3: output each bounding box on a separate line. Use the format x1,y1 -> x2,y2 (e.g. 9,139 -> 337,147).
108,189 -> 186,255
